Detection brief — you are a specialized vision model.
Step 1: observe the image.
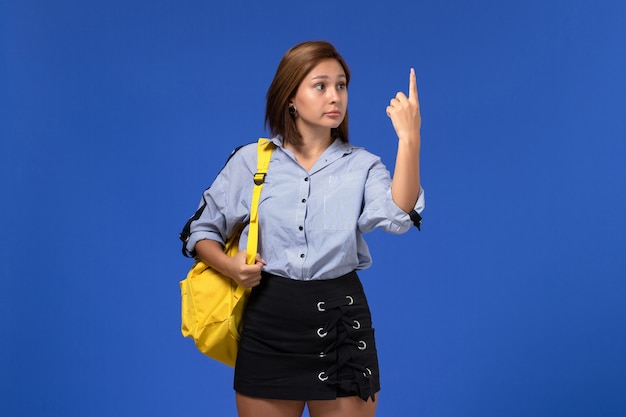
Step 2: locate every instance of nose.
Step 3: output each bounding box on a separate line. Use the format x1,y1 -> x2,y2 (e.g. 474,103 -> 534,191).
328,87 -> 340,103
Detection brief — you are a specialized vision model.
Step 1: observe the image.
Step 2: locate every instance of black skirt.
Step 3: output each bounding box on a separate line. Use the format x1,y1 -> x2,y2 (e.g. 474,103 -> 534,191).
234,271 -> 380,401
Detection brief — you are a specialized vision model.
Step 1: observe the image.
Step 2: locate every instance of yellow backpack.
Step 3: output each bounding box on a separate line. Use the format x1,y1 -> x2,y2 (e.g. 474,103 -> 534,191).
179,138 -> 274,366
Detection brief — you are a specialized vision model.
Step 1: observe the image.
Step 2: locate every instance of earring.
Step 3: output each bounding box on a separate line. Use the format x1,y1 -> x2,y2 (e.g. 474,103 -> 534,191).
288,104 -> 296,115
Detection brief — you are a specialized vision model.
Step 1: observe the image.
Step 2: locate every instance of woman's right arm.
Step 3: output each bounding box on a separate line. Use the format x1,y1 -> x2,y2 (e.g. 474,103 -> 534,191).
195,239 -> 266,288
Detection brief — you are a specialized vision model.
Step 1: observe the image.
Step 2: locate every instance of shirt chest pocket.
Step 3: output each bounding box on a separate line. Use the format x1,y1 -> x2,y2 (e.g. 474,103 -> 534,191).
323,172 -> 366,231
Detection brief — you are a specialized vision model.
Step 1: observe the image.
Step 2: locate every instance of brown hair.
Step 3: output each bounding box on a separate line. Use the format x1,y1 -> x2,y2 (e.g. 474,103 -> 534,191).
265,41 -> 351,145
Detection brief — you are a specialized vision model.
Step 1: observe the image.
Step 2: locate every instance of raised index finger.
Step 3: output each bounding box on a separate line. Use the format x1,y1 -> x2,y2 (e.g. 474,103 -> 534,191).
409,67 -> 418,102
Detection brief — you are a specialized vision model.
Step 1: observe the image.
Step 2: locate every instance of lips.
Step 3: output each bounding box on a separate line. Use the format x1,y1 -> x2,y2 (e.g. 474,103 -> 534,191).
325,110 -> 342,117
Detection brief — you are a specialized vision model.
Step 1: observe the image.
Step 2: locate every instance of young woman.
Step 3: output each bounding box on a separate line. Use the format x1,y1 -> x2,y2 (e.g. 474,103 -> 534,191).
184,40 -> 424,417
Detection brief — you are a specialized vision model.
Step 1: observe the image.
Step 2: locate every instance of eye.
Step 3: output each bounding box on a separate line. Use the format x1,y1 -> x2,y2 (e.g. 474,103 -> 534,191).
315,83 -> 325,91
337,82 -> 347,90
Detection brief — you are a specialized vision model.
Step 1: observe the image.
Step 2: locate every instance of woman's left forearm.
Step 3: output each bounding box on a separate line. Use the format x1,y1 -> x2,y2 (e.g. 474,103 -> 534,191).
391,138 -> 421,213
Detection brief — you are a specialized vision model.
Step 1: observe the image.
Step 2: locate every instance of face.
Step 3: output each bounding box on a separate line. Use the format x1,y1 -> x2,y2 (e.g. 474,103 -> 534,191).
291,59 -> 348,137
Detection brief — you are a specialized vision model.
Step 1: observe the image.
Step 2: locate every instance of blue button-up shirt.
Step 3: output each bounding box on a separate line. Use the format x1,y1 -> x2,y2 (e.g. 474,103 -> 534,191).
187,136 -> 425,280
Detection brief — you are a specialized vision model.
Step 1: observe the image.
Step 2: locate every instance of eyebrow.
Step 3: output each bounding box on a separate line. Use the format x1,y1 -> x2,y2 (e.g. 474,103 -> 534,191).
310,74 -> 347,81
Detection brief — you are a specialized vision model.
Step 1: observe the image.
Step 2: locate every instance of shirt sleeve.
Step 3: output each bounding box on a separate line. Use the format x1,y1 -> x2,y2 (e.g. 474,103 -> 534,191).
185,145 -> 256,255
358,155 -> 425,234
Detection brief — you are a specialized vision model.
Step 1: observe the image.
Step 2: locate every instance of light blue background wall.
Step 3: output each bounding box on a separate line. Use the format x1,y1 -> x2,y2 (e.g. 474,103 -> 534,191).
2,1 -> 626,416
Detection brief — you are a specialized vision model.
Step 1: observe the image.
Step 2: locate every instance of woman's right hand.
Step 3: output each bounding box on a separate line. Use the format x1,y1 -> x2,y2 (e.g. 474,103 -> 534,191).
226,250 -> 266,288
194,239 -> 266,288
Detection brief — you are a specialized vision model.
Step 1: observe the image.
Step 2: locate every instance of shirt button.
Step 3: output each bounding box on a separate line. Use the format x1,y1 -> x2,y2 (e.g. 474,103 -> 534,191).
300,253 -> 305,258
299,226 -> 303,231
301,198 -> 306,203
304,177 -> 309,182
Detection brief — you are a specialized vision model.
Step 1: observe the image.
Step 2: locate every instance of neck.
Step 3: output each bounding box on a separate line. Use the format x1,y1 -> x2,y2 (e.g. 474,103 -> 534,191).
287,123 -> 334,156
293,135 -> 333,156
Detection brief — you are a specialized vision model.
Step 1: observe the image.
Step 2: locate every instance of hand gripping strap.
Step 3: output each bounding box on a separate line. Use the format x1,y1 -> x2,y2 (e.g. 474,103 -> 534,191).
245,138 -> 274,265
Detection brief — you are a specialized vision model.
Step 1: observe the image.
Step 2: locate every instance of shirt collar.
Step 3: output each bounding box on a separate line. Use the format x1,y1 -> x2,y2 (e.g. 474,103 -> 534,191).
270,135 -> 358,174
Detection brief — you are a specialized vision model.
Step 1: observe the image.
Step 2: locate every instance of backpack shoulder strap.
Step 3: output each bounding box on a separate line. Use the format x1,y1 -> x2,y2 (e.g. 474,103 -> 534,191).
245,138 -> 275,264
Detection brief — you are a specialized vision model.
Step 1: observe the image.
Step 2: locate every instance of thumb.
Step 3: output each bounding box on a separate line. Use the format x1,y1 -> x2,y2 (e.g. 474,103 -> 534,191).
255,253 -> 267,265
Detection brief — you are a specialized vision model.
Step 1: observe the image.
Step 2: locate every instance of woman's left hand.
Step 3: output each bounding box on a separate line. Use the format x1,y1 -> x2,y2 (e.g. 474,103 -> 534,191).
386,68 -> 421,145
